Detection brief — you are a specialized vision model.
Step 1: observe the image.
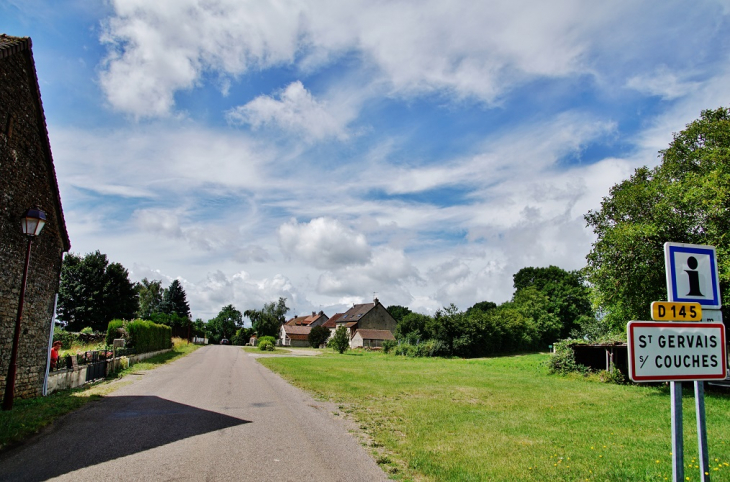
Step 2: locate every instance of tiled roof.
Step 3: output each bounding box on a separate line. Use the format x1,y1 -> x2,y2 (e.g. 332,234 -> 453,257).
0,33 -> 71,251
323,313 -> 345,328
338,303 -> 375,322
355,329 -> 395,341
0,35 -> 30,59
283,325 -> 311,335
286,312 -> 328,326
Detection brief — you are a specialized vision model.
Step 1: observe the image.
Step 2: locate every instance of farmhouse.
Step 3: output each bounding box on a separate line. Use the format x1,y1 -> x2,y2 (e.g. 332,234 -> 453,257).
0,35 -> 71,401
335,298 -> 397,348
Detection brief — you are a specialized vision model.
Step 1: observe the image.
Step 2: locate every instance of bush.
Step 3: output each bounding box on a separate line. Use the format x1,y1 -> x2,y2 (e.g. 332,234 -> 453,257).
54,329 -> 77,350
308,325 -> 331,348
80,326 -> 93,334
127,319 -> 172,353
382,340 -> 396,354
546,340 -> 589,375
258,335 -> 276,346
328,326 -> 350,354
259,340 -> 274,351
106,320 -> 126,346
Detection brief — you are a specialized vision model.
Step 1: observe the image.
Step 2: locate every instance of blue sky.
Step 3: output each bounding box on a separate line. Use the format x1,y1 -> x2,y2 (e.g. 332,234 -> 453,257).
4,0 -> 730,321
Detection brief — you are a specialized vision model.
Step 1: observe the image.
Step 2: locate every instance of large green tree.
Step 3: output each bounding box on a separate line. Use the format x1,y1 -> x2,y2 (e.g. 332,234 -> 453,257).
244,297 -> 290,338
386,305 -> 412,324
136,278 -> 163,319
159,279 -> 191,319
585,107 -> 730,332
207,304 -> 243,343
512,266 -> 593,339
58,251 -> 138,332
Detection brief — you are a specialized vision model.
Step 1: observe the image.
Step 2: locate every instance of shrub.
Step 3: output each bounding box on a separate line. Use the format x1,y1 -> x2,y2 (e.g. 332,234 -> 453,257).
127,319 -> 172,353
598,369 -> 626,384
308,325 -> 331,348
258,335 -> 276,346
259,340 -> 274,351
546,340 -> 589,375
382,340 -> 396,354
54,329 -> 77,349
80,326 -> 93,334
106,320 -> 126,346
328,326 -> 350,354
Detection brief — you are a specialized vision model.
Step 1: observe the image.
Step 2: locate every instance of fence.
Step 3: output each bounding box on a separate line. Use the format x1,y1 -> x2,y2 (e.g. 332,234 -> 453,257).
46,347 -> 171,395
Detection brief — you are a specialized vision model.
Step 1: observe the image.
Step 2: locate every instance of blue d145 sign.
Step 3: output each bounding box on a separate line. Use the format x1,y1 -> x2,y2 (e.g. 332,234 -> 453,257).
664,243 -> 722,309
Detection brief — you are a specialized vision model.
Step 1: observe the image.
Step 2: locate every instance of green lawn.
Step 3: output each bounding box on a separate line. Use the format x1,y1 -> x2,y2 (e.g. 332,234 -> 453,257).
259,351 -> 730,481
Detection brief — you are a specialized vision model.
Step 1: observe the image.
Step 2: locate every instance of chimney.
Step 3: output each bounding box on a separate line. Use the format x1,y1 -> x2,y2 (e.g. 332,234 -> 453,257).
312,311 -> 316,317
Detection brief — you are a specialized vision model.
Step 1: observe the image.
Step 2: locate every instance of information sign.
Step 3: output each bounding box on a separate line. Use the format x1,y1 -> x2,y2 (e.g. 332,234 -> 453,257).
627,321 -> 726,382
664,243 -> 722,309
651,301 -> 702,321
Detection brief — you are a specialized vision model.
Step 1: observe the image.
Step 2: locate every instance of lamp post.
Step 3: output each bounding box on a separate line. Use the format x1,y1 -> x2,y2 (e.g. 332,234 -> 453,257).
2,208 -> 46,411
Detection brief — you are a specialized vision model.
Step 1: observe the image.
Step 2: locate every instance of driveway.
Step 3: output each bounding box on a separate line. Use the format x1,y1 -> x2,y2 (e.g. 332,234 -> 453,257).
0,345 -> 389,481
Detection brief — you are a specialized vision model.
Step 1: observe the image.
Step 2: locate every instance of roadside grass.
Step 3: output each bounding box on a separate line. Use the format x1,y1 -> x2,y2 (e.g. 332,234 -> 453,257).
242,346 -> 292,354
0,338 -> 200,452
259,352 -> 730,481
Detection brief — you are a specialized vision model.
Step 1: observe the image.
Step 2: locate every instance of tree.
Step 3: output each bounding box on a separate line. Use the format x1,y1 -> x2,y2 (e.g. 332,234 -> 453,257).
465,301 -> 497,315
386,305 -> 412,324
58,251 -> 138,332
308,325 -> 331,348
244,297 -> 290,338
137,278 -> 163,319
328,325 -> 350,354
160,280 -> 191,319
207,305 -> 243,343
512,266 -> 593,338
394,312 -> 431,340
585,107 -> 730,332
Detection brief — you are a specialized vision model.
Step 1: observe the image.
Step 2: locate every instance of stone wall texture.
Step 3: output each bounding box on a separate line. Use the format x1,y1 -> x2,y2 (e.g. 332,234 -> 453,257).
359,303 -> 397,332
0,37 -> 69,400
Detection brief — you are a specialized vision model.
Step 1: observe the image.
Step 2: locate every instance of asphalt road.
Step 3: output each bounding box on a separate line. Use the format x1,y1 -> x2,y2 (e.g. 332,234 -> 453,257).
0,346 -> 390,481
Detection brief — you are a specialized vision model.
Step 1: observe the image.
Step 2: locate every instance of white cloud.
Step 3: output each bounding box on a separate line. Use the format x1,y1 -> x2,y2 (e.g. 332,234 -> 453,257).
97,0 -> 700,117
227,81 -> 351,141
626,67 -> 701,100
278,217 -> 371,269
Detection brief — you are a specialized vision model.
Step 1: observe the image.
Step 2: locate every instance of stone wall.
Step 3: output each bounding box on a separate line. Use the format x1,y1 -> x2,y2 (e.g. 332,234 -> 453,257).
0,39 -> 68,400
359,303 -> 397,332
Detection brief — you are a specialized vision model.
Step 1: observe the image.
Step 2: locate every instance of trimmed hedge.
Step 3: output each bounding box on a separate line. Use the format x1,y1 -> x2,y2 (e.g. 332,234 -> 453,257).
106,320 -> 125,346
127,319 -> 172,353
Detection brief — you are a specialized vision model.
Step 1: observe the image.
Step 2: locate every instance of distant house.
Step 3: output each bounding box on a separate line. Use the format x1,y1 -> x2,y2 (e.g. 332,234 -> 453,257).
335,298 -> 396,348
280,325 -> 311,347
279,311 -> 329,347
285,311 -> 328,327
322,312 -> 345,338
0,35 -> 71,400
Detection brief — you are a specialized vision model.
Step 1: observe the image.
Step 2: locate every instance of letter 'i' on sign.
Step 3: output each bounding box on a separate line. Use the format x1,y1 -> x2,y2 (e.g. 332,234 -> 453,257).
664,243 -> 722,309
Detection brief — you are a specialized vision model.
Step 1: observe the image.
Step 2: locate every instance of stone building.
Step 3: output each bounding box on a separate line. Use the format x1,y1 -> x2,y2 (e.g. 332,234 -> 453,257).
1,35 -> 70,400
334,298 -> 397,348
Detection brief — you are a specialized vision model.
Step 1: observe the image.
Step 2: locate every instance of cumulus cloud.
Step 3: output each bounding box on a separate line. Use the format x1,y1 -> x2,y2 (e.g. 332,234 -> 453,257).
227,81 -> 351,141
315,245 -> 420,296
278,217 -> 371,269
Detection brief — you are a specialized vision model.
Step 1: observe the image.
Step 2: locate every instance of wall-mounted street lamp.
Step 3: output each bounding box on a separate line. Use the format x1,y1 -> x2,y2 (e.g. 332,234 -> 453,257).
2,208 -> 46,411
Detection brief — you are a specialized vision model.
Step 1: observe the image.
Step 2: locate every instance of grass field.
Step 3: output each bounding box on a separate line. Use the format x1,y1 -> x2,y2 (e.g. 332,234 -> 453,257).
258,351 -> 730,481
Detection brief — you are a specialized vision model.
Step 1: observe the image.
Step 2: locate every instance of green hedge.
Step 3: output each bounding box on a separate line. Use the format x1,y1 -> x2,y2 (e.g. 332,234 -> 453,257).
127,319 -> 172,353
106,320 -> 125,346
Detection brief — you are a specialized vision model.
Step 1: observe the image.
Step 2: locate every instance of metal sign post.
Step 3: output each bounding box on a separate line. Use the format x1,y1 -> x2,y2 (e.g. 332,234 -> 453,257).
663,242 -> 724,482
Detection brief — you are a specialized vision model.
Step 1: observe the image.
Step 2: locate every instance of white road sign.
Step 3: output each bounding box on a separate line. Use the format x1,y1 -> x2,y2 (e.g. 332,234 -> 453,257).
627,321 -> 726,382
664,243 -> 722,309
